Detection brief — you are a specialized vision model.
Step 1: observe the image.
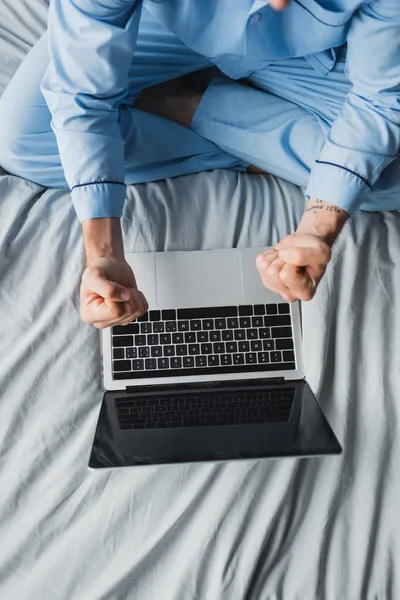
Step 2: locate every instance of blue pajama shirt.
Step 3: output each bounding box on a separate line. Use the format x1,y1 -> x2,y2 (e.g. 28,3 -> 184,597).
0,0 -> 399,222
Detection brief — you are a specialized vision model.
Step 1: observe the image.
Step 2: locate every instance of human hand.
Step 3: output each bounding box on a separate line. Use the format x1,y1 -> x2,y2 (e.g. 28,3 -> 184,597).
80,256 -> 148,329
256,233 -> 332,302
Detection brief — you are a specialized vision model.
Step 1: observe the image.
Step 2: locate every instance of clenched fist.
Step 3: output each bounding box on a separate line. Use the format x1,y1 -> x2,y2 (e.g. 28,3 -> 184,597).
256,233 -> 332,303
80,256 -> 148,329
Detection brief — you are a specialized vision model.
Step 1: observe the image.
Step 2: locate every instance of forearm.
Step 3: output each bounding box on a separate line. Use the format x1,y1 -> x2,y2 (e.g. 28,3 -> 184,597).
82,218 -> 125,265
296,198 -> 349,247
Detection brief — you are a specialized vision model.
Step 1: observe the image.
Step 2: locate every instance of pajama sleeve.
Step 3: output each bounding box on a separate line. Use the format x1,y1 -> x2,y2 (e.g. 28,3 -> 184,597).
41,0 -> 142,222
305,0 -> 400,215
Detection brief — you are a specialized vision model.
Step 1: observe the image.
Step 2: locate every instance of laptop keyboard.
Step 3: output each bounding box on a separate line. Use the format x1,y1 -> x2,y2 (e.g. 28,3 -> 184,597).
111,304 -> 296,380
116,388 -> 296,430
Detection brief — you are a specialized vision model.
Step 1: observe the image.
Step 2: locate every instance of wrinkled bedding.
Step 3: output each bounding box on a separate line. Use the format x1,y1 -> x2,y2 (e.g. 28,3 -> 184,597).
1,2 -> 400,599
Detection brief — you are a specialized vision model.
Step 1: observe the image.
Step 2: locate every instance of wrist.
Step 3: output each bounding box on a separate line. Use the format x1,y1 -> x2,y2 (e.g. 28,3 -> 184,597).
82,217 -> 125,265
296,197 -> 349,247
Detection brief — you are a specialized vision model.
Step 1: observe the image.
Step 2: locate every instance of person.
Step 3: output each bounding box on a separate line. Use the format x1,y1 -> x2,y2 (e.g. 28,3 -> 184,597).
0,0 -> 399,329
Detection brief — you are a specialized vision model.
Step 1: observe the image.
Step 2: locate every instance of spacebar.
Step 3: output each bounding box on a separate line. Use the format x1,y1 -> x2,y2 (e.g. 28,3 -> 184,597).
177,306 -> 238,319
113,362 -> 296,380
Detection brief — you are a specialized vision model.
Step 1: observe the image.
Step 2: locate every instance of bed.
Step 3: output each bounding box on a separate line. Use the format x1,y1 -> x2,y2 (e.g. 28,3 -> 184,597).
1,1 -> 400,598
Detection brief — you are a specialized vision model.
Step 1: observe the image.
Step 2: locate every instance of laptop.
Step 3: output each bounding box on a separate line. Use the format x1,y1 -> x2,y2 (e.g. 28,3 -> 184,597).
89,247 -> 341,468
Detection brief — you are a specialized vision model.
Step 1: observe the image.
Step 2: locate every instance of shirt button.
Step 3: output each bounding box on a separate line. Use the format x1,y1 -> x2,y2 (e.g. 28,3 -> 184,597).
250,13 -> 261,24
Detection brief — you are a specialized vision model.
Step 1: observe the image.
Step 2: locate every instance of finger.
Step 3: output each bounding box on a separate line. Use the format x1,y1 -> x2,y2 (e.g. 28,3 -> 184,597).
138,290 -> 149,314
83,268 -> 131,302
93,291 -> 149,329
256,249 -> 279,273
259,256 -> 297,302
275,234 -> 331,264
82,296 -> 127,324
278,246 -> 331,269
279,263 -> 317,301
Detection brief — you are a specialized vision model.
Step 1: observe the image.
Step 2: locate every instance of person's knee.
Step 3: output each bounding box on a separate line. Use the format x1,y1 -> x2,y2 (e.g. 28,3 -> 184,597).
0,105 -> 24,172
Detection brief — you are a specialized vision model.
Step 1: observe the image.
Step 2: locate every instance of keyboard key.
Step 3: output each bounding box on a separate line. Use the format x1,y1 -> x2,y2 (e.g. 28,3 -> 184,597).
227,318 -> 239,328
160,333 -> 172,345
201,343 -> 213,354
195,356 -> 207,367
145,358 -> 157,370
270,351 -> 283,363
251,340 -> 262,352
165,321 -> 177,332
190,320 -> 202,331
210,331 -> 221,342
208,355 -> 220,367
239,317 -> 251,328
136,312 -> 148,322
252,316 -> 264,328
238,341 -> 250,353
213,342 -> 225,353
257,352 -> 269,363
113,360 -> 131,372
263,339 -> 275,351
246,328 -> 258,340
276,338 -> 294,350
170,357 -> 182,369
133,359 -> 145,370
178,306 -> 237,319
113,348 -> 124,360
172,332 -> 184,344
197,331 -> 209,343
221,354 -> 232,366
139,347 -> 150,358
178,321 -> 190,331
183,356 -> 195,367
264,315 -> 291,327
151,346 -> 163,357
283,350 -> 295,362
162,309 -> 176,320
203,319 -> 214,330
234,329 -> 246,341
164,345 -> 175,357
158,357 -> 170,369
226,342 -> 238,353
222,329 -> 234,341
271,327 -> 293,339
188,344 -> 200,355
259,328 -> 271,339
150,310 -> 161,322
239,305 -> 252,316
113,323 -> 139,335
147,334 -> 159,346
245,353 -> 257,364
184,331 -> 196,344
153,322 -> 165,333
113,336 -> 133,347
215,318 -> 227,329
278,303 -> 290,314
135,335 -> 146,346
266,304 -> 278,315
176,344 -> 188,356
140,322 -> 152,334
254,304 -> 266,315
233,354 -> 245,365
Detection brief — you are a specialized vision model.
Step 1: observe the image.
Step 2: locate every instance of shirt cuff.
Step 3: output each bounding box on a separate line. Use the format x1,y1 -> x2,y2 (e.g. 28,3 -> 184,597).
71,182 -> 126,222
305,161 -> 371,216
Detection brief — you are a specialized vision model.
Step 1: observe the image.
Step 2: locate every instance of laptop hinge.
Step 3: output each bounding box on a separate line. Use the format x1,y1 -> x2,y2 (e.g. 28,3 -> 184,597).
125,377 -> 285,394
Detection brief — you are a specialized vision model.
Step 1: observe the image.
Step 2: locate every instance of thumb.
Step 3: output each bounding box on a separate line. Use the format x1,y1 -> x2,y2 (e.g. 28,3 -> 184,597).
84,270 -> 131,302
278,247 -> 322,269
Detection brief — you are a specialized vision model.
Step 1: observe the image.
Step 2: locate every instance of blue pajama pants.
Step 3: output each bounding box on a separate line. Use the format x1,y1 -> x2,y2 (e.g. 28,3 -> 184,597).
0,7 -> 399,212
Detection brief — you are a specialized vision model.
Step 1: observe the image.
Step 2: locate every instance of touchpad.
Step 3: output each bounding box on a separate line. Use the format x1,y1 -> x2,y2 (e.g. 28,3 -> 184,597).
155,250 -> 242,308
